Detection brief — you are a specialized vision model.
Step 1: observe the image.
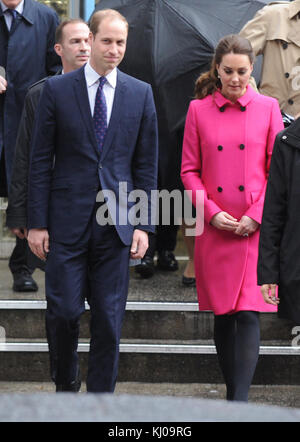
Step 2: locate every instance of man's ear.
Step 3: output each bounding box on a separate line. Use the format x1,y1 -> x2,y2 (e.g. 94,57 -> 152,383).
88,31 -> 94,46
54,43 -> 62,57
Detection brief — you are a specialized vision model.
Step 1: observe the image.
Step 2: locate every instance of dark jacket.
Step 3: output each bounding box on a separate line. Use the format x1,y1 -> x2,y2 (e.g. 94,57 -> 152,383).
28,67 -> 158,246
258,118 -> 300,324
0,0 -> 60,195
6,70 -> 62,229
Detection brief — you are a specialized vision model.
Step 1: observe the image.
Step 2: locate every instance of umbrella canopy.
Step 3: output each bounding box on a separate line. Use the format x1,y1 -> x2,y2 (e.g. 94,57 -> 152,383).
92,0 -> 271,189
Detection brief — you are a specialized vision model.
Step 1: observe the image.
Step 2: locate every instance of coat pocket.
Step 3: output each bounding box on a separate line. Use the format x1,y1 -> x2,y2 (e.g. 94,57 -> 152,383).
250,190 -> 262,204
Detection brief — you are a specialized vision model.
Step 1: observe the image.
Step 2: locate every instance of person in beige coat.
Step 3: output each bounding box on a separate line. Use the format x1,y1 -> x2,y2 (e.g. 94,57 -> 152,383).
240,0 -> 300,118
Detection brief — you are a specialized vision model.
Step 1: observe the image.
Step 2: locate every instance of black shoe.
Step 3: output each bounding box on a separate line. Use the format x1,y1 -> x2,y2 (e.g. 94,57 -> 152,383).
157,250 -> 178,271
13,271 -> 38,292
135,256 -> 155,278
182,275 -> 196,287
56,369 -> 81,393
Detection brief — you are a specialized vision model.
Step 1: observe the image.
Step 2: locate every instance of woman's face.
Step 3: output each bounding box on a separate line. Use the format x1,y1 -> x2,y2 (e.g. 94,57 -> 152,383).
216,53 -> 253,102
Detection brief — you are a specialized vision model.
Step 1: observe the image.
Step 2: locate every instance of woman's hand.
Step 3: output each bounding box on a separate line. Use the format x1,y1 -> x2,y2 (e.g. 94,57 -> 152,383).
210,211 -> 239,231
234,215 -> 259,237
261,284 -> 280,306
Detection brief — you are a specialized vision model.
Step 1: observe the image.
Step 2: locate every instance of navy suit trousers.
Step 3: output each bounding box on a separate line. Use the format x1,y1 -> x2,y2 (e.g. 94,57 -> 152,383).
45,203 -> 130,392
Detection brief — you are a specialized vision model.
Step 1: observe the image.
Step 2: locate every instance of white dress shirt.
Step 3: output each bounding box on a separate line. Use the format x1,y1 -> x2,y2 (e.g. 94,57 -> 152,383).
84,61 -> 117,126
0,0 -> 24,30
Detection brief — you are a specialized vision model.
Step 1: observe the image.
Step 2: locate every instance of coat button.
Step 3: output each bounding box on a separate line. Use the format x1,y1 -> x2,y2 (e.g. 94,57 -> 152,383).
217,186 -> 223,192
288,99 -> 294,105
219,106 -> 226,112
239,144 -> 245,150
217,145 -> 223,151
240,106 -> 246,112
239,185 -> 245,191
98,163 -> 103,169
282,42 -> 288,50
285,72 -> 290,78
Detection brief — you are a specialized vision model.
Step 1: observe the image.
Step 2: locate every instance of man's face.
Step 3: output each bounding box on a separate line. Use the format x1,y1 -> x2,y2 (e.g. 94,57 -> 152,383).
55,22 -> 91,73
89,18 -> 128,76
2,0 -> 22,8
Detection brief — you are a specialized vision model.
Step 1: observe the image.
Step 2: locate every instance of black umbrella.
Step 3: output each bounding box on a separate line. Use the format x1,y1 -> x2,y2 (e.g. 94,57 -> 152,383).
92,0 -> 269,188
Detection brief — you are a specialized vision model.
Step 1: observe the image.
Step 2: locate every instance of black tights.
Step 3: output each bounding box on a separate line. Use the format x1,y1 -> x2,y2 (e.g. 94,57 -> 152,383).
213,311 -> 260,402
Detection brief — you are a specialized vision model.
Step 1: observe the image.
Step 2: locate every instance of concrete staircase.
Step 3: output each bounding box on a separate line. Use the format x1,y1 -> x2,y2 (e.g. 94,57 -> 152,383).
0,257 -> 300,406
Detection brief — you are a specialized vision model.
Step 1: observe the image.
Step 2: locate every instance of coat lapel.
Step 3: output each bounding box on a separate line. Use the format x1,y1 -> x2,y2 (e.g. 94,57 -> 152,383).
73,66 -> 99,156
100,69 -> 126,163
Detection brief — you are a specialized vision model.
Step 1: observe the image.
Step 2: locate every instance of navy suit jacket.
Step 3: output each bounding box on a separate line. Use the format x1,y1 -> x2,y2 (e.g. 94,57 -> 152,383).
28,66 -> 158,246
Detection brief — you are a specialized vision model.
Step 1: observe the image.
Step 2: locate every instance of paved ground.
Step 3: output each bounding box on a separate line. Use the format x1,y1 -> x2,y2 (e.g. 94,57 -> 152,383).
0,382 -> 300,410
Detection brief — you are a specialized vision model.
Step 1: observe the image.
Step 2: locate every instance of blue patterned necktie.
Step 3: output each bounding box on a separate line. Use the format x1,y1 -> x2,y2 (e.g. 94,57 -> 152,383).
7,9 -> 17,31
93,77 -> 107,153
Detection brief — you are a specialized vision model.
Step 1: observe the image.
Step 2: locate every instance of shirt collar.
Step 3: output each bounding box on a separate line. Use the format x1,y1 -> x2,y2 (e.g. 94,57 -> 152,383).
85,61 -> 117,89
213,84 -> 256,109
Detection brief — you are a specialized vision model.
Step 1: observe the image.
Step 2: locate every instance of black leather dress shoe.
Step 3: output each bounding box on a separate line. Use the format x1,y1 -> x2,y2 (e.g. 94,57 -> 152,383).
13,271 -> 38,292
157,250 -> 178,271
135,256 -> 155,278
56,370 -> 81,393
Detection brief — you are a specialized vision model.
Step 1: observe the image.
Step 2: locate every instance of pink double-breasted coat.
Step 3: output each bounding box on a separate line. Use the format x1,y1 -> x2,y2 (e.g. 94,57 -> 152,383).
181,85 -> 283,315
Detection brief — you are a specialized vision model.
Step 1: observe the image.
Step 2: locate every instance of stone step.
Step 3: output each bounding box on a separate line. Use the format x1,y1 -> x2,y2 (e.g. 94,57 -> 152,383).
0,338 -> 300,384
0,299 -> 295,341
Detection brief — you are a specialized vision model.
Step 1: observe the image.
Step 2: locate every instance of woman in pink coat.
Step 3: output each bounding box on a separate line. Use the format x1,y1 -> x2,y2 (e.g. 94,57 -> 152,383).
181,35 -> 283,402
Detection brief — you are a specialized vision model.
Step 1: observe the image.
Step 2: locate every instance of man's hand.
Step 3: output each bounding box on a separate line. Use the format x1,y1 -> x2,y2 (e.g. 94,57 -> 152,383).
261,283 -> 280,306
130,229 -> 149,259
27,228 -> 49,261
10,227 -> 28,239
0,75 -> 7,94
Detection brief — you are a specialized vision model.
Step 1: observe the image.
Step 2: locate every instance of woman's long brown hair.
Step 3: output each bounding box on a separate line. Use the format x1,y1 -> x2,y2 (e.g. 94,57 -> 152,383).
194,34 -> 254,99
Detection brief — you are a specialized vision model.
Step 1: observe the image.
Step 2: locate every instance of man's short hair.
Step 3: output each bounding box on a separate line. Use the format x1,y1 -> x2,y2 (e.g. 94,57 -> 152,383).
55,19 -> 88,44
89,9 -> 128,37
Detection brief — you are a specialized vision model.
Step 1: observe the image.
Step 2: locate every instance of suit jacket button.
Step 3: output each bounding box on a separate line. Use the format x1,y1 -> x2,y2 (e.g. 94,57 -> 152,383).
239,185 -> 245,191
219,106 -> 225,112
239,144 -> 245,150
217,145 -> 223,151
99,163 -> 103,169
240,106 -> 246,112
217,186 -> 223,192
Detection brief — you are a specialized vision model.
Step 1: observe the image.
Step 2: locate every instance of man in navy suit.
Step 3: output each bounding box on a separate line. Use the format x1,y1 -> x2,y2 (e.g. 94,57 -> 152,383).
27,9 -> 158,393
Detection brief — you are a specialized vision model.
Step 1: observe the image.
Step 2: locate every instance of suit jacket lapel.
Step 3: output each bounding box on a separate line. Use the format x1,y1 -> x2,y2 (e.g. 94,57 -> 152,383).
100,69 -> 126,163
73,66 -> 99,157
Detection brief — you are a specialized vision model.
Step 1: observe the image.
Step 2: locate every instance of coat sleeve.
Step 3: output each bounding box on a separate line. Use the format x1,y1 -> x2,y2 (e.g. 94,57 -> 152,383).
6,86 -> 43,228
243,98 -> 284,223
131,84 -> 158,233
239,6 -> 270,56
27,80 -> 56,230
181,101 -> 222,224
257,132 -> 288,285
